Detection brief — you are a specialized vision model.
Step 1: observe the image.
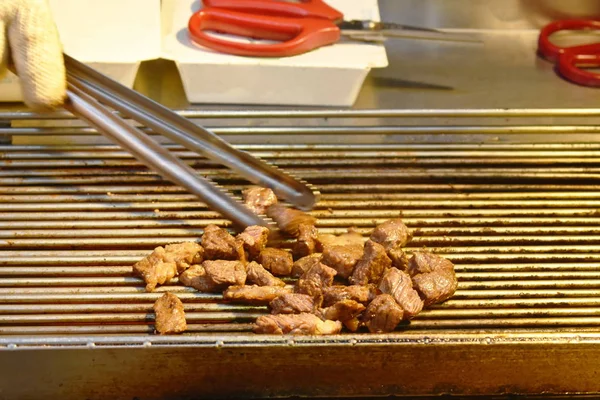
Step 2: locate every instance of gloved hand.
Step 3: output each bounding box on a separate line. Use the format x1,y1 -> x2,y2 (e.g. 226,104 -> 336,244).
0,0 -> 66,110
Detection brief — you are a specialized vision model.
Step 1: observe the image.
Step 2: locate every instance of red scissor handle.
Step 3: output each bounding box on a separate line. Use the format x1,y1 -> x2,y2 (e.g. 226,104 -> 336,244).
202,0 -> 344,22
558,52 -> 600,87
188,8 -> 341,57
538,19 -> 600,87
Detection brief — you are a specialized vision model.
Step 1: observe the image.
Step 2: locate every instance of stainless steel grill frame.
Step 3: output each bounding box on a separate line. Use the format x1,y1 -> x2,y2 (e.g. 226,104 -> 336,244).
1,108 -> 600,398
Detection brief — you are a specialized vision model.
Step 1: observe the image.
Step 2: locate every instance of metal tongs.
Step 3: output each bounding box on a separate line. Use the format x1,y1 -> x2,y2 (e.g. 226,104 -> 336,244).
62,54 -> 317,229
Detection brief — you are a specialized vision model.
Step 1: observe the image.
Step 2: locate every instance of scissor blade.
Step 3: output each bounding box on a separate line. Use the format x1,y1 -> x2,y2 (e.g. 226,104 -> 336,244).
339,20 -> 482,44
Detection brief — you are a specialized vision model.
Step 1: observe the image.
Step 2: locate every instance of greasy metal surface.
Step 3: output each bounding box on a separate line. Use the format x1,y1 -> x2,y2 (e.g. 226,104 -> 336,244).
0,134 -> 599,339
1,120 -> 600,398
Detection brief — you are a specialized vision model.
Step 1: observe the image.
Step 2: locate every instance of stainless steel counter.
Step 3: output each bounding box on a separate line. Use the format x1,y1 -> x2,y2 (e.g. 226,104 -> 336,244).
3,0 -> 600,116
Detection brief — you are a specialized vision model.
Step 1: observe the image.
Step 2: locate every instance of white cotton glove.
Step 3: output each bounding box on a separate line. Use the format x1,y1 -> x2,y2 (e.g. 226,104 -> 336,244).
0,0 -> 66,110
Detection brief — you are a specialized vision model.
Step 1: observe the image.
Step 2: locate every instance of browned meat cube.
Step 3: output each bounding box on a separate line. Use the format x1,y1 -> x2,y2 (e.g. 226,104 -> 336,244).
349,240 -> 392,286
266,203 -> 316,237
296,262 -> 337,303
257,247 -> 293,276
292,223 -> 319,258
407,252 -> 458,306
378,268 -> 423,319
343,317 -> 361,332
407,251 -> 455,275
163,242 -> 204,273
321,243 -> 364,280
362,294 -> 404,333
237,225 -> 270,259
291,253 -> 322,278
133,247 -> 178,292
153,292 -> 187,334
242,186 -> 278,215
201,224 -> 245,261
316,228 -> 364,251
370,219 -> 412,249
178,264 -> 211,292
253,313 -> 342,335
388,247 -> 409,270
179,260 -> 246,293
371,219 -> 412,270
269,293 -> 315,314
246,261 -> 285,287
133,241 -> 204,291
204,260 -> 246,287
223,285 -> 293,305
322,284 -> 376,307
320,299 -> 365,322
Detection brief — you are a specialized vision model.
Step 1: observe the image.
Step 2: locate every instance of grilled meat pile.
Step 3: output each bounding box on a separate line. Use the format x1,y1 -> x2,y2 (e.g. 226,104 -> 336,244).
138,187 -> 457,335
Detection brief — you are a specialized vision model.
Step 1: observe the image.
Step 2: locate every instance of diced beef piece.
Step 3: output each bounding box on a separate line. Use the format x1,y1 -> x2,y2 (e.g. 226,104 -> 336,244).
370,219 -> 412,270
408,252 -> 458,306
201,224 -> 245,261
378,268 -> 423,319
292,223 -> 319,258
253,313 -> 342,335
316,234 -> 337,251
237,225 -> 270,259
223,285 -> 293,305
362,294 -> 404,333
163,242 -> 204,273
388,247 -> 409,270
242,186 -> 278,215
320,299 -> 365,322
296,262 -> 337,302
412,273 -> 457,306
133,241 -> 204,291
321,243 -> 364,280
257,248 -> 293,276
407,251 -> 455,275
316,228 -> 364,251
179,260 -> 246,292
133,247 -> 177,292
178,264 -> 210,292
269,293 -> 315,314
322,284 -> 376,307
266,203 -> 317,237
349,240 -> 392,286
291,253 -> 322,278
343,317 -> 361,332
370,219 -> 412,249
153,293 -> 187,334
203,260 -> 246,288
246,261 -> 285,287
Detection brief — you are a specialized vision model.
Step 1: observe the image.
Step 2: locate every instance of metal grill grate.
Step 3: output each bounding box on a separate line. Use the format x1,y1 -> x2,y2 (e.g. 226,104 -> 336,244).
1,108 -> 600,346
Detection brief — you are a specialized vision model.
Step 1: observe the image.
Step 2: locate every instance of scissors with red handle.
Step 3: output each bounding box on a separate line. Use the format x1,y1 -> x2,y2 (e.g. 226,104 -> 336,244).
188,0 -> 477,58
538,19 -> 600,87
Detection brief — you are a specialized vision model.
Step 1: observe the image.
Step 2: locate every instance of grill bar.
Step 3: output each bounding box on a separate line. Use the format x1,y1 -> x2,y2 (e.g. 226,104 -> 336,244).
4,106 -> 600,120
0,122 -> 599,353
5,125 -> 600,136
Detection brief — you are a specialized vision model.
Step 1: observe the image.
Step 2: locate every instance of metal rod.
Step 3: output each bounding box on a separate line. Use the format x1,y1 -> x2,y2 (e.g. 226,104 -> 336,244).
64,81 -> 269,230
4,125 -> 600,136
4,108 -> 600,120
63,55 -> 317,210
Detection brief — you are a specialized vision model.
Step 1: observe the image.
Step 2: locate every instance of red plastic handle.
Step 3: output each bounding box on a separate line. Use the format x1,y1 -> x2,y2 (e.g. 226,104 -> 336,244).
538,19 -> 600,87
558,52 -> 600,87
202,0 -> 344,22
188,8 -> 341,57
538,19 -> 600,62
